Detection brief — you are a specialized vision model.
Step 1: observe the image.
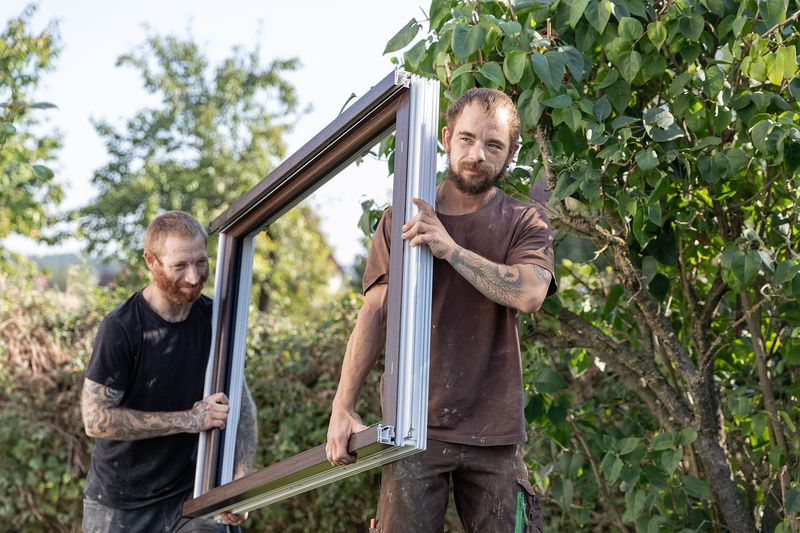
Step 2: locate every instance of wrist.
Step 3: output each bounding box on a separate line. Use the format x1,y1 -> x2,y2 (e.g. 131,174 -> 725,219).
446,244 -> 462,263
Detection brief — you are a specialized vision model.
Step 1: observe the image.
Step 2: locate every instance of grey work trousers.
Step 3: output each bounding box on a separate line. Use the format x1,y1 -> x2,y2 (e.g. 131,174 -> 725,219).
82,490 -> 238,533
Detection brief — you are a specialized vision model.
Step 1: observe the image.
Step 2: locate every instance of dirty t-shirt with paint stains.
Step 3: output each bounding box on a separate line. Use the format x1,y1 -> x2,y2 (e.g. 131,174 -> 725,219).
363,189 -> 556,446
84,291 -> 212,508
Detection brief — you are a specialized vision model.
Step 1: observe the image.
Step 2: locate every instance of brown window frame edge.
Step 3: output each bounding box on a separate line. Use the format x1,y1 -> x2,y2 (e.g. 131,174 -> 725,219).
183,70 -> 438,518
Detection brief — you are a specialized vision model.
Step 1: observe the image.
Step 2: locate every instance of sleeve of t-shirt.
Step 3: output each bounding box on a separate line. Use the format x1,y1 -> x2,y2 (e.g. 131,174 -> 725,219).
361,207 -> 393,295
85,315 -> 134,392
507,205 -> 558,296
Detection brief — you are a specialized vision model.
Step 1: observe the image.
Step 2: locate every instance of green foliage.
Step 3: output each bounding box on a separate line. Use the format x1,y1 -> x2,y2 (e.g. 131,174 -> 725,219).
243,292 -> 383,530
388,0 -> 800,530
74,32 -> 302,285
0,5 -> 63,241
0,270 -> 123,531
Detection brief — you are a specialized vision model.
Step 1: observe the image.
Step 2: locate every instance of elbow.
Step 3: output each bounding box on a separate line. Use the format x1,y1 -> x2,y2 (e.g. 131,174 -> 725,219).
519,292 -> 545,314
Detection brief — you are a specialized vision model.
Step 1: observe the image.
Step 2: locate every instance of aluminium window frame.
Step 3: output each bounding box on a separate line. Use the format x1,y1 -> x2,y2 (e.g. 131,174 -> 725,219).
182,70 -> 439,519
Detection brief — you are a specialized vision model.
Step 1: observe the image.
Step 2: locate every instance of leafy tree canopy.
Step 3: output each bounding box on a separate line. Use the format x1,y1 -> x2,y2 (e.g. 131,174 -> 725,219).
75,32 -> 303,281
0,5 -> 62,242
386,0 -> 800,531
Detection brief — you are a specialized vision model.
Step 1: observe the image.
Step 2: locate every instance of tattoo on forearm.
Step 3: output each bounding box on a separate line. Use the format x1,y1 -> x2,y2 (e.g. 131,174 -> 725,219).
81,380 -> 200,441
449,246 -> 525,306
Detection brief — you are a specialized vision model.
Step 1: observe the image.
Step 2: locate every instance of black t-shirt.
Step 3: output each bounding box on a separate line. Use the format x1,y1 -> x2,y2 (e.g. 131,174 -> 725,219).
84,290 -> 212,509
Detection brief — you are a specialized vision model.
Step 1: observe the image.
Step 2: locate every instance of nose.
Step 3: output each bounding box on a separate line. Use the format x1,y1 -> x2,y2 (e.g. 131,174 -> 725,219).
184,265 -> 200,285
468,143 -> 486,162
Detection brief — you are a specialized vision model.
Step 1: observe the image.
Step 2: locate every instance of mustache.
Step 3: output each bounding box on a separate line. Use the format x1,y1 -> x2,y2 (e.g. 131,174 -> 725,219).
458,160 -> 493,175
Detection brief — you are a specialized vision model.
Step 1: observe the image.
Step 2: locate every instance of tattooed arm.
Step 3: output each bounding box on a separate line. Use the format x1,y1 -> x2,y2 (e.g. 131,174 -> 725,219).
232,383 -> 257,478
81,379 -> 229,440
447,247 -> 552,313
402,197 -> 552,313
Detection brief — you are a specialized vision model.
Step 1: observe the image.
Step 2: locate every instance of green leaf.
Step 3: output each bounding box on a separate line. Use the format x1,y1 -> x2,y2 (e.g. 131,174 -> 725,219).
650,432 -> 674,451
775,261 -> 800,284
499,21 -> 522,37
618,51 -> 642,84
29,102 -> 57,109
767,53 -> 786,85
594,95 -> 611,121
569,0 -> 591,27
384,19 -> 420,54
404,40 -> 428,69
585,0 -> 612,34
542,94 -> 572,108
0,122 -> 16,135
608,456 -> 624,484
661,448 -> 683,473
785,488 -> 800,514
758,0 -> 789,28
531,53 -> 555,89
430,0 -> 451,31
479,62 -> 506,88
562,47 -> 585,81
552,172 -> 580,202
533,368 -> 568,393
779,410 -> 797,434
646,21 -> 667,51
750,119 -> 774,153
680,427 -> 698,445
450,63 -> 474,81
607,78 -> 632,113
635,148 -> 659,171
619,17 -> 644,41
596,69 -> 618,89
618,437 -> 641,455
518,88 -> 544,129
679,15 -> 705,41
643,107 -> 684,142
633,206 -> 652,247
452,23 -> 485,60
682,476 -> 712,500
744,250 -> 762,284
31,164 -> 54,179
503,50 -> 528,84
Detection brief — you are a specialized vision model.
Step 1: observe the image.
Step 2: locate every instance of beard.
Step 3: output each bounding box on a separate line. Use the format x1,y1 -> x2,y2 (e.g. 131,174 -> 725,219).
446,157 -> 507,195
152,264 -> 208,304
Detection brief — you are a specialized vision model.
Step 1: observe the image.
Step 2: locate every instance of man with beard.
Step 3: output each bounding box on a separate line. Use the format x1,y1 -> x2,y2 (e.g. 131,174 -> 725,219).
81,211 -> 256,532
326,88 -> 556,532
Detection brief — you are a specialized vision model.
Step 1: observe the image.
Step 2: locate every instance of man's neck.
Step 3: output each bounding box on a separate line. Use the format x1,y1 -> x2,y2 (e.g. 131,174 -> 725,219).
436,180 -> 497,216
142,285 -> 193,322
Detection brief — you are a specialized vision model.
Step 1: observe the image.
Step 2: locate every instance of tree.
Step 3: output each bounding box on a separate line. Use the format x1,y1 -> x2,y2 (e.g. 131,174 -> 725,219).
74,32 -> 302,282
385,0 -> 800,531
0,5 -> 63,242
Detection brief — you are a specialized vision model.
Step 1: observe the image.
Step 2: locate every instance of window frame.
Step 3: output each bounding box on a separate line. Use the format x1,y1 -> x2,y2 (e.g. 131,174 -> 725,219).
182,70 -> 439,518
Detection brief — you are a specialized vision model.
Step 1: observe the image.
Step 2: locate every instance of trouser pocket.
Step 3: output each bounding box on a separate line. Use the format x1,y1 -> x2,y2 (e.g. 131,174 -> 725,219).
515,479 -> 543,533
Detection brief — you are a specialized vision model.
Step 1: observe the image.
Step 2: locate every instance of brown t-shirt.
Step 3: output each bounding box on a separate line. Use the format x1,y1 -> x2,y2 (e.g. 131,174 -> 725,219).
362,189 -> 556,446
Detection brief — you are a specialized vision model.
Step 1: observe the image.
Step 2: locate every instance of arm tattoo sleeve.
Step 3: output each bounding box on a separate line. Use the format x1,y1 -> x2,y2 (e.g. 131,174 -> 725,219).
233,384 -> 258,477
449,246 -> 526,307
81,379 -> 198,441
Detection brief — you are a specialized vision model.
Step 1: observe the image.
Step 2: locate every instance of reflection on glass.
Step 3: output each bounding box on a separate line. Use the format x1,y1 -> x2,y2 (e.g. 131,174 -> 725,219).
242,140 -> 392,475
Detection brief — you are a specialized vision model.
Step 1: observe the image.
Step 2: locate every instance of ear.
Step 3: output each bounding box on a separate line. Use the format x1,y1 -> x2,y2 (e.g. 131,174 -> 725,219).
505,142 -> 520,167
143,250 -> 158,272
442,126 -> 452,152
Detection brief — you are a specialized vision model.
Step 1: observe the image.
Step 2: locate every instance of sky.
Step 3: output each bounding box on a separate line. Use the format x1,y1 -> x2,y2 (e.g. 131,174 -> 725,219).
1,0 -> 428,266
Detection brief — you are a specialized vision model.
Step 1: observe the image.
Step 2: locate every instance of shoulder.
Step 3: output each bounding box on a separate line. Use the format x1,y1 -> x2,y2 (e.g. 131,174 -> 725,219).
496,190 -> 551,229
99,291 -> 144,333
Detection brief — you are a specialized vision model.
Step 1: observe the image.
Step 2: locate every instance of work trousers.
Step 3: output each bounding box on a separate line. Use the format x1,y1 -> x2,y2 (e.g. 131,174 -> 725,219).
82,489 -> 238,533
376,439 -> 543,532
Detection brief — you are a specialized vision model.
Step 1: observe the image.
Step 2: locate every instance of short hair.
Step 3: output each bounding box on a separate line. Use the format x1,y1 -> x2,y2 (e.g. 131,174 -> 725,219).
144,211 -> 207,258
445,88 -> 521,147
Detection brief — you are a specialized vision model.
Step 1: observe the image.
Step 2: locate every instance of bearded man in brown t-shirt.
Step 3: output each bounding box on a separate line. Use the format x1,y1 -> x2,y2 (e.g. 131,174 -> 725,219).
326,88 -> 556,532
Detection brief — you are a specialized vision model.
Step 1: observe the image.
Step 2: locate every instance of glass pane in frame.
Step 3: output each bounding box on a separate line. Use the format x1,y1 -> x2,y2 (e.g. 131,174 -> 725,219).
183,71 -> 439,518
